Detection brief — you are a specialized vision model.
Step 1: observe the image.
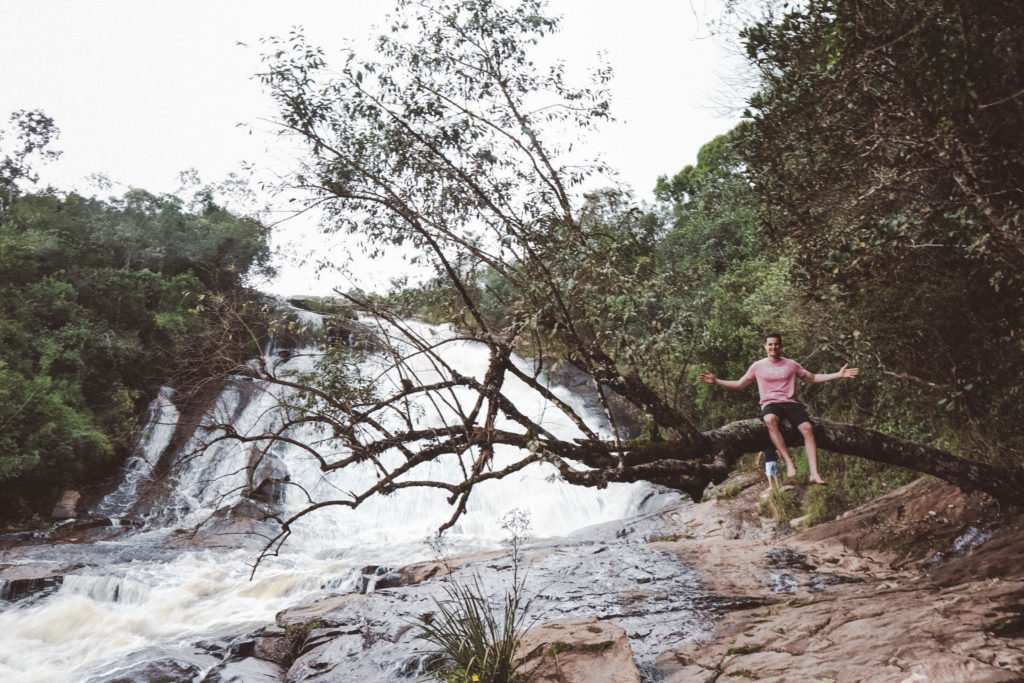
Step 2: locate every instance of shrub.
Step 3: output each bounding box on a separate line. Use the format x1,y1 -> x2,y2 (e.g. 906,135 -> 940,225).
415,510 -> 534,682
715,482 -> 744,499
801,452 -> 918,526
284,620 -> 321,661
414,573 -> 531,682
758,487 -> 800,523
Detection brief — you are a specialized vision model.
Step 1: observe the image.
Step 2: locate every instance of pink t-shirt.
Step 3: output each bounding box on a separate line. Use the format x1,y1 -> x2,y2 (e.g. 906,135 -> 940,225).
742,357 -> 808,407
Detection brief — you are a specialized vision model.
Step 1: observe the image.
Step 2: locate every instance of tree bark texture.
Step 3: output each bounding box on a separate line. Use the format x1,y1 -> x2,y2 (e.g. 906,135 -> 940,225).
557,418 -> 1024,506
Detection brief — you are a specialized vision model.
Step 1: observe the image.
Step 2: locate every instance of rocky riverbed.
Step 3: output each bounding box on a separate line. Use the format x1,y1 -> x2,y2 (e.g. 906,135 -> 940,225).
194,476 -> 1024,682
653,477 -> 1024,682
3,475 -> 1022,682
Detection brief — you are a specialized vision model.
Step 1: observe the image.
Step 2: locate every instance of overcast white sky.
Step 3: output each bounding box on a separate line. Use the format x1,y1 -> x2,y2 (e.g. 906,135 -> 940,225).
1,0 -> 749,295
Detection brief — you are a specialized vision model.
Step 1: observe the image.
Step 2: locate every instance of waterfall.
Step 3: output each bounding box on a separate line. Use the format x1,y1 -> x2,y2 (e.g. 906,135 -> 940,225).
0,317 -> 677,682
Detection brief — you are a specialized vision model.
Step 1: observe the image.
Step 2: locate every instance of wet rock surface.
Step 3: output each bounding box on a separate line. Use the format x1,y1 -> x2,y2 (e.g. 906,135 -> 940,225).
0,564 -> 72,602
202,655 -> 287,682
655,478 -> 1024,682
518,618 -> 640,682
50,489 -> 81,520
269,503 -> 743,681
5,456 -> 1023,682
266,477 -> 1024,682
105,658 -> 205,682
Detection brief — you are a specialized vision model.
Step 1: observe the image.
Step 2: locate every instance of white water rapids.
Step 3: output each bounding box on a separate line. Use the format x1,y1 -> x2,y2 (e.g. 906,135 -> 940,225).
0,318 -> 681,682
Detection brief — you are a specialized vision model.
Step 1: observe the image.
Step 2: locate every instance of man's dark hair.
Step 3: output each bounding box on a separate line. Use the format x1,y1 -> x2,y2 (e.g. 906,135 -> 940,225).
765,332 -> 782,344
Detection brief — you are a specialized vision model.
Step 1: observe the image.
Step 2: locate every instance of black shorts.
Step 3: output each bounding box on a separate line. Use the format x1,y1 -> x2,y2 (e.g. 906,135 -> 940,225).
761,402 -> 812,428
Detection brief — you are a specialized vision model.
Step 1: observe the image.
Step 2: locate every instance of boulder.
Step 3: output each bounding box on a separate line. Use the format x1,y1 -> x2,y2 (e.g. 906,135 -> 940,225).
244,474 -> 290,505
358,565 -> 404,592
654,651 -> 719,683
102,657 -> 204,683
202,656 -> 287,682
51,490 -> 81,520
518,618 -> 641,683
276,593 -> 366,629
397,549 -> 504,585
0,564 -> 76,601
253,635 -> 290,664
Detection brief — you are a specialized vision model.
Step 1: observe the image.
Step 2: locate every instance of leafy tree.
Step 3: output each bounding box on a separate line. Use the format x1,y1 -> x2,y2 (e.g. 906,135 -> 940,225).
0,178 -> 274,520
739,0 -> 1024,465
0,109 -> 60,211
0,370 -> 115,502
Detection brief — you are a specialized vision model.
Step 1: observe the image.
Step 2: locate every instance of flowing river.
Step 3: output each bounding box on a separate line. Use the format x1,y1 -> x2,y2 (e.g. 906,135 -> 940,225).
0,317 -> 687,682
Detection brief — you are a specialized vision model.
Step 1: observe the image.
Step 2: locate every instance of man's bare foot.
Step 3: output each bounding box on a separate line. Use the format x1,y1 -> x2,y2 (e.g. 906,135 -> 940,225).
808,477 -> 828,486
787,466 -> 797,477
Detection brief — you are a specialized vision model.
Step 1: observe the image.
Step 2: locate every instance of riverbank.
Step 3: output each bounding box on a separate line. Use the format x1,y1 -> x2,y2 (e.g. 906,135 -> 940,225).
4,472 -> 1020,681
229,475 -> 1023,681
653,476 -> 1024,682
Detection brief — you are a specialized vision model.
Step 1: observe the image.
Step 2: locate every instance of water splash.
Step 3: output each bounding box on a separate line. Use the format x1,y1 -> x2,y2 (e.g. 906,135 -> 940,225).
0,318 -> 678,681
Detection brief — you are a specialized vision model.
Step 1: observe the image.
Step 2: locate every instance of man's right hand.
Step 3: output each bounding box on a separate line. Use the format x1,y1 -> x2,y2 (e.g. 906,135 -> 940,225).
699,371 -> 716,384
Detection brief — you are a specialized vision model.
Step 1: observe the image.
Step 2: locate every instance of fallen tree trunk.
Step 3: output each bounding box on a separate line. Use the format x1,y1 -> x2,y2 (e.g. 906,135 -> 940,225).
558,418 -> 1024,506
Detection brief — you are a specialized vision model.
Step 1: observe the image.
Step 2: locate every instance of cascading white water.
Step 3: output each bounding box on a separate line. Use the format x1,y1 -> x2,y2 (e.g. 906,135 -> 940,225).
0,317 -> 674,682
92,386 -> 179,518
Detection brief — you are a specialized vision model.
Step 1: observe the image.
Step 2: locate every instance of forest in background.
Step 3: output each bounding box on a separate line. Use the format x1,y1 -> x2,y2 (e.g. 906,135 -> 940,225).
0,113 -> 276,521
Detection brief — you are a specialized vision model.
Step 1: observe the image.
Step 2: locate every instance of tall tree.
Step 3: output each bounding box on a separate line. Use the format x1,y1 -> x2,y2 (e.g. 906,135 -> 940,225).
739,0 -> 1024,464
0,182 -> 274,520
212,0 -> 1024,560
0,109 -> 60,211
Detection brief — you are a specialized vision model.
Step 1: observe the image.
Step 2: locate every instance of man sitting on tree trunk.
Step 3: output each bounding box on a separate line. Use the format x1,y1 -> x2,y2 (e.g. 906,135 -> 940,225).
700,333 -> 859,486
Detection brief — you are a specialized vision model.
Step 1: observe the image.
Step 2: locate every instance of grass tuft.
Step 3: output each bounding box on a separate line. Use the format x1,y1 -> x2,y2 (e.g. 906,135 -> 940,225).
758,487 -> 800,522
414,509 -> 535,682
413,573 -> 531,682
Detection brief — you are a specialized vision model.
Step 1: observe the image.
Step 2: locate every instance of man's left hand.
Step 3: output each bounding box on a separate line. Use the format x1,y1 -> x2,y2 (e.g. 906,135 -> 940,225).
839,364 -> 859,379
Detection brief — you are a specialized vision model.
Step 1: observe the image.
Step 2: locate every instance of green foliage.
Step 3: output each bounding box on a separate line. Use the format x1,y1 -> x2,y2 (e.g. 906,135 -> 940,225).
758,487 -> 800,523
385,273 -> 468,326
0,181 -> 274,520
801,455 -> 917,527
284,339 -> 380,419
579,640 -> 614,654
415,573 -> 530,683
800,482 -> 850,528
654,129 -> 744,206
258,0 -> 1021,518
0,110 -> 60,211
0,369 -> 115,490
739,0 -> 1024,467
415,511 -> 534,682
715,482 -> 745,500
285,620 -> 322,661
545,642 -> 572,657
291,296 -> 357,318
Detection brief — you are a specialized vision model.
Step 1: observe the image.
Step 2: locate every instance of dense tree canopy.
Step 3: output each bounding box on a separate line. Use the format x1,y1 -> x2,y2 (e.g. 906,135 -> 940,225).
0,161 -> 275,518
739,0 -> 1024,468
0,110 -> 60,211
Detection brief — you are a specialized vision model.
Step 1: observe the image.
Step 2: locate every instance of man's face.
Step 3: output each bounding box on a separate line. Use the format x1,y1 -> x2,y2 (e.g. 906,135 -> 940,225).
764,336 -> 782,360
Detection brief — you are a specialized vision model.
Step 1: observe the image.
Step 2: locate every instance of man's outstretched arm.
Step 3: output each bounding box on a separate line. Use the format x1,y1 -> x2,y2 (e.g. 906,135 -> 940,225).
802,364 -> 859,384
700,371 -> 754,391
